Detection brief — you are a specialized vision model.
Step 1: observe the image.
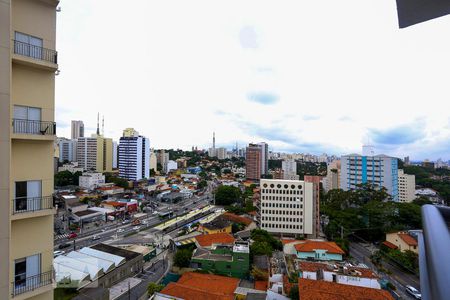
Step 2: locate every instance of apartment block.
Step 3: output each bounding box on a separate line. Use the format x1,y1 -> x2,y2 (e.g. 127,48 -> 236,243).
245,144 -> 262,181
57,137 -> 77,162
118,134 -> 150,181
325,160 -> 340,192
76,135 -> 113,173
340,154 -> 399,201
258,142 -> 269,175
259,179 -> 315,237
0,0 -> 59,298
70,120 -> 84,139
304,175 -> 321,238
398,169 -> 416,203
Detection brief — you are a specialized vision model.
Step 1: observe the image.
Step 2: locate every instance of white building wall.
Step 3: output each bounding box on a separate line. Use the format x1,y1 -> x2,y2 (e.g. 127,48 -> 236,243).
166,160 -> 177,173
79,173 -> 105,190
118,136 -> 149,181
260,179 -> 314,236
112,141 -> 118,169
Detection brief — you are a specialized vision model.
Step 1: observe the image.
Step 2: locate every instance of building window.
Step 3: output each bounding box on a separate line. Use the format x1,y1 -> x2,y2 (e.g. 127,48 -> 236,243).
14,32 -> 43,59
13,105 -> 42,134
14,180 -> 42,212
14,254 -> 41,291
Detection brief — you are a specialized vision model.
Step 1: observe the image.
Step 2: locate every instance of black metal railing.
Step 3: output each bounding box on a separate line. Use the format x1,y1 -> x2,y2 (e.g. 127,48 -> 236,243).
12,196 -> 53,215
12,119 -> 56,135
12,270 -> 53,297
13,40 -> 57,64
419,205 -> 450,300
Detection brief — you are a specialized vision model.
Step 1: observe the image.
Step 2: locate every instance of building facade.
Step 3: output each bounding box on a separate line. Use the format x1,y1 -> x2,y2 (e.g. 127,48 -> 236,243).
1,0 -> 59,298
325,160 -> 340,192
340,154 -> 399,201
58,138 -> 77,162
282,159 -> 298,180
70,120 -> 84,140
157,150 -> 169,172
258,142 -> 268,175
259,179 -> 315,237
76,135 -> 113,173
304,176 -> 321,238
398,169 -> 416,203
79,173 -> 106,190
118,135 -> 149,181
245,144 -> 262,181
112,141 -> 118,169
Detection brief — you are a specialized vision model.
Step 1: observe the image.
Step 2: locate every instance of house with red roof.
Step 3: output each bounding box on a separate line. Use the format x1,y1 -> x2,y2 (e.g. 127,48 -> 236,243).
294,240 -> 345,261
385,231 -> 419,254
298,278 -> 393,300
194,232 -> 235,249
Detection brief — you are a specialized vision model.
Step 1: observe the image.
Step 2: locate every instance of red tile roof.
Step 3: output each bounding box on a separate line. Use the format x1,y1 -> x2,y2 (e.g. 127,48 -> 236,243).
298,278 -> 394,300
222,212 -> 253,226
298,261 -> 329,272
195,232 -> 235,248
282,239 -> 302,245
298,262 -> 378,279
160,272 -> 239,300
398,233 -> 418,246
294,241 -> 345,255
254,281 -> 268,291
382,241 -> 398,249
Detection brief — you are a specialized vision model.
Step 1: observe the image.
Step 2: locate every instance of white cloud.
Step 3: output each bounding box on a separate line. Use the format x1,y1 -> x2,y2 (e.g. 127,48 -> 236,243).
55,0 -> 450,160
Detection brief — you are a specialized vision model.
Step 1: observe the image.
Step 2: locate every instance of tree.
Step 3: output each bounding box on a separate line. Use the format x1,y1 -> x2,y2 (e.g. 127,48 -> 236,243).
251,267 -> 269,281
214,185 -> 242,206
197,180 -> 207,189
288,285 -> 299,300
250,241 -> 273,256
150,169 -> 156,177
412,196 -> 432,206
174,248 -> 193,268
147,282 -> 164,296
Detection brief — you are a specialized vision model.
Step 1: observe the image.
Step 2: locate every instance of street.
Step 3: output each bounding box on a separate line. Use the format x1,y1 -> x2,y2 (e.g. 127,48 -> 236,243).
349,242 -> 420,299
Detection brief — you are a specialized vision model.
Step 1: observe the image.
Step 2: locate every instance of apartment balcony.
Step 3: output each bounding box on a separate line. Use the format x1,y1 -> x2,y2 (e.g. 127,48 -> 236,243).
12,40 -> 58,71
11,196 -> 55,221
11,270 -> 54,299
12,119 -> 56,141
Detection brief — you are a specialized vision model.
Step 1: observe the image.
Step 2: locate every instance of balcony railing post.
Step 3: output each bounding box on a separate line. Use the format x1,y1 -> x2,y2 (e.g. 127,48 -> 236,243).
12,270 -> 53,297
12,196 -> 53,215
12,119 -> 56,136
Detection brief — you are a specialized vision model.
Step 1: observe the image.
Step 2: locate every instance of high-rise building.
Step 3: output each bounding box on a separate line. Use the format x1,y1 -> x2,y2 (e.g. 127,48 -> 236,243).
149,149 -> 157,172
404,156 -> 410,166
258,142 -> 269,175
118,133 -> 150,181
58,138 -> 77,162
77,135 -> 113,173
157,150 -> 170,173
259,179 -> 315,237
112,141 -> 118,169
340,154 -> 399,201
71,120 -> 84,139
304,176 -> 321,238
325,160 -> 341,192
1,1 -> 59,298
282,159 -> 297,180
122,127 -> 139,138
398,169 -> 416,203
246,144 -> 262,181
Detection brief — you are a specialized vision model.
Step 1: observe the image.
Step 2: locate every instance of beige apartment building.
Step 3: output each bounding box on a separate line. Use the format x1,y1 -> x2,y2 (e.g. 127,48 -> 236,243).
0,0 -> 59,299
77,135 -> 113,173
398,169 -> 416,203
325,160 -> 340,192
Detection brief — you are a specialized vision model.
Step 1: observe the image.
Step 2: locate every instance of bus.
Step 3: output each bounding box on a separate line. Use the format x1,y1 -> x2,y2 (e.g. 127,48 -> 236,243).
158,210 -> 173,220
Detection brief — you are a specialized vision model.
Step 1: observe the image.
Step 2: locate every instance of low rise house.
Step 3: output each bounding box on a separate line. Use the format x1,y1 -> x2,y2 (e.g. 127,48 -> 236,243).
298,278 -> 393,300
79,172 -> 105,190
191,241 -> 250,279
385,231 -> 419,254
156,272 -> 240,300
298,261 -> 381,289
194,232 -> 235,249
293,240 -> 345,261
97,185 -> 125,195
59,162 -> 84,173
198,216 -> 232,234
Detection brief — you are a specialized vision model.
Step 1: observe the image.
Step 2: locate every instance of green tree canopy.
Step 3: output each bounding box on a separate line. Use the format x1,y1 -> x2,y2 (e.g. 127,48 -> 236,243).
214,185 -> 242,206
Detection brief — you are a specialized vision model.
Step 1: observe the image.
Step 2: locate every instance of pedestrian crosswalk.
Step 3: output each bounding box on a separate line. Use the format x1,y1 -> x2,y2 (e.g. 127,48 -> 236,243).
55,233 -> 69,240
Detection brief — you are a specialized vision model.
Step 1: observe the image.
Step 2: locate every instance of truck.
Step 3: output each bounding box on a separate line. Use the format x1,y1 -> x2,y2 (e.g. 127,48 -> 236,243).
132,219 -> 141,225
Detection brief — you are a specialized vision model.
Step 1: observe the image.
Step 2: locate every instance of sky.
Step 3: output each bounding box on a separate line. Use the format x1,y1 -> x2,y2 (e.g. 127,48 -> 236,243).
55,0 -> 450,161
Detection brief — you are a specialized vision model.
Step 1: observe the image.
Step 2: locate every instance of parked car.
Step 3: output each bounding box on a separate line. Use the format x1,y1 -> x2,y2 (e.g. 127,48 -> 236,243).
122,219 -> 131,225
53,250 -> 64,257
117,228 -> 125,233
133,226 -> 141,231
58,243 -> 71,249
91,235 -> 101,241
68,232 -> 77,239
406,285 -> 421,299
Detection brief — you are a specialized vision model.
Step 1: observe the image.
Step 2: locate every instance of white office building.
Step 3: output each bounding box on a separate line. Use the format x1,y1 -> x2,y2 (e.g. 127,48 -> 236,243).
259,179 -> 315,237
398,169 -> 416,203
79,172 -> 105,190
118,135 -> 150,181
340,154 -> 399,201
166,160 -> 177,173
58,138 -> 77,162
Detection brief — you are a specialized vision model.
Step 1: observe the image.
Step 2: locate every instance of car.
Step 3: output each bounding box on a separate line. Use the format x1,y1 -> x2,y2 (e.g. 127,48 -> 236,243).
133,226 -> 141,231
58,242 -> 71,249
117,228 -> 124,233
406,285 -> 421,299
122,219 -> 131,224
53,250 -> 64,257
141,220 -> 148,225
91,235 -> 101,241
68,232 -> 77,239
